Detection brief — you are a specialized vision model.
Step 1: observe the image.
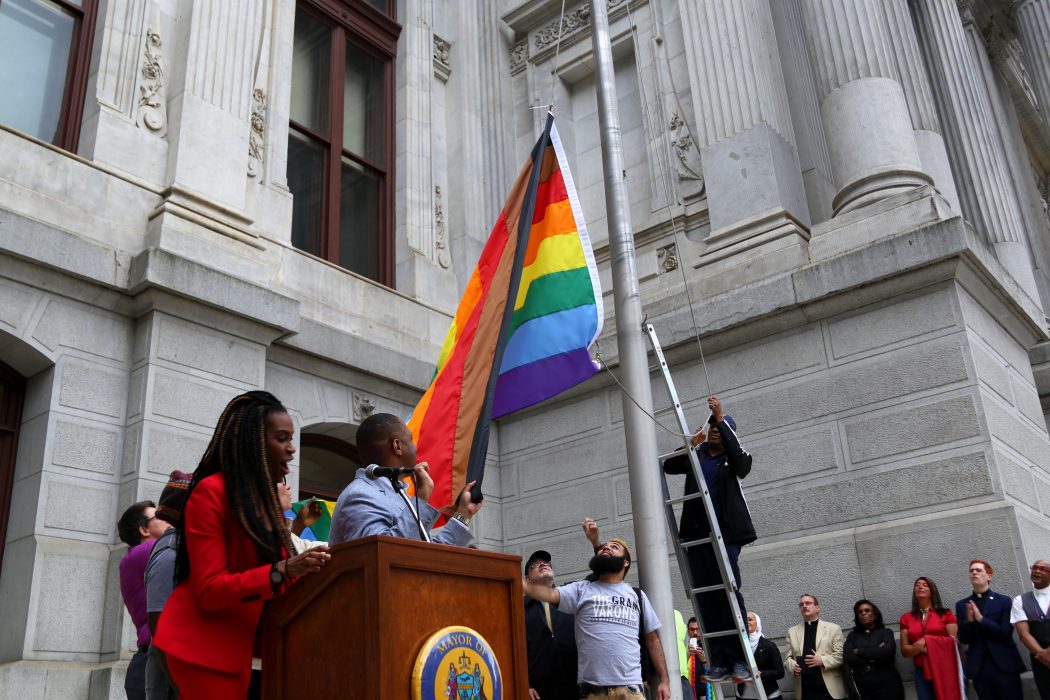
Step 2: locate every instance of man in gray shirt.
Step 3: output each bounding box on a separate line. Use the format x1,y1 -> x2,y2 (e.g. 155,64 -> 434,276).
523,537 -> 671,700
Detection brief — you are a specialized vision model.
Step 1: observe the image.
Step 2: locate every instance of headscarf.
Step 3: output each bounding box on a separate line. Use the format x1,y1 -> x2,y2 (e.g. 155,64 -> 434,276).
748,612 -> 763,652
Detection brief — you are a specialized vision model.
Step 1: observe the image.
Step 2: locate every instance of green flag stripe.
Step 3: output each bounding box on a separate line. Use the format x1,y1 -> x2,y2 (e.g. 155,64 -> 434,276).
509,267 -> 595,335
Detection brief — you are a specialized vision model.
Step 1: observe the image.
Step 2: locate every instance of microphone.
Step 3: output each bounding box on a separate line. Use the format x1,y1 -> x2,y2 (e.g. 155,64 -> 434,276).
364,465 -> 416,480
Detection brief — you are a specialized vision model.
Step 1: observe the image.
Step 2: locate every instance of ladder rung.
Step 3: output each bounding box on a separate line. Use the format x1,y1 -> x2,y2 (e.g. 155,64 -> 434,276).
658,448 -> 688,461
680,536 -> 713,548
653,405 -> 678,417
665,492 -> 706,506
701,629 -> 741,640
691,583 -> 730,594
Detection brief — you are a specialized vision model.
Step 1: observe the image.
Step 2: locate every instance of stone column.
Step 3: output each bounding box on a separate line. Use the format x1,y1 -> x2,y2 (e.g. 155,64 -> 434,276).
911,0 -> 1040,301
1014,0 -> 1050,122
882,0 -> 960,211
681,0 -> 811,271
797,0 -> 931,215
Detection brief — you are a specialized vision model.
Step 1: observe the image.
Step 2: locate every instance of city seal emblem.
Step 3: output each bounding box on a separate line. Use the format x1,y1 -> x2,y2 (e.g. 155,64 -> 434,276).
412,625 -> 502,700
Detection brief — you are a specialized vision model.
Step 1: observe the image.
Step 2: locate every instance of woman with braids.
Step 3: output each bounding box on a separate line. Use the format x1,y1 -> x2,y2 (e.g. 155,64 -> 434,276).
152,391 -> 330,698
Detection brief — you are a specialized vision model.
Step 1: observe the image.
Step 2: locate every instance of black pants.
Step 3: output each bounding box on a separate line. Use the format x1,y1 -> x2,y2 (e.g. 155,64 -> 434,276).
125,648 -> 149,700
686,540 -> 745,669
970,666 -> 1022,700
1032,656 -> 1050,700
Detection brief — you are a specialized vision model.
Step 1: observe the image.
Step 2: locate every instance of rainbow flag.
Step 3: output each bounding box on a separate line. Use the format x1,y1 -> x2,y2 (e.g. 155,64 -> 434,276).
407,115 -> 603,509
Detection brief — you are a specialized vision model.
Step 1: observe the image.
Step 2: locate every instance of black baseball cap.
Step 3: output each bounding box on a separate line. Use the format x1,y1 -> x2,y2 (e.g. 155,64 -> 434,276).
525,550 -> 552,571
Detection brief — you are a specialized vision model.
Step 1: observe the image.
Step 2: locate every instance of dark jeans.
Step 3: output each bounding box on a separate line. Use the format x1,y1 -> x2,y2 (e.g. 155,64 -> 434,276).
686,541 -> 745,669
913,668 -> 935,700
680,675 -> 695,700
144,645 -> 177,700
970,666 -> 1022,700
125,648 -> 149,700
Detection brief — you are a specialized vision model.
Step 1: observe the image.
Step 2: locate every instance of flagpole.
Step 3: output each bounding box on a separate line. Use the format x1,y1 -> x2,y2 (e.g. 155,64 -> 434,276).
588,1 -> 682,697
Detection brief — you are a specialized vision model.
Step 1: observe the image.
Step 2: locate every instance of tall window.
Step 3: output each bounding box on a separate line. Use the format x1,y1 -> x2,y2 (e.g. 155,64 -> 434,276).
0,361 -> 26,577
0,0 -> 98,150
288,1 -> 399,285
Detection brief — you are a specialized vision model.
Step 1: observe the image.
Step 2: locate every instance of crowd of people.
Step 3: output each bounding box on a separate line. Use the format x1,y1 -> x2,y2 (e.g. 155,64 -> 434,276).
112,390 -> 1050,700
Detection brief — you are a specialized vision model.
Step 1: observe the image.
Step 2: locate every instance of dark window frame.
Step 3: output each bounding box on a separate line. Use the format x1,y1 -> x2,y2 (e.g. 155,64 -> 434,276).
0,361 -> 26,578
299,433 -> 360,501
289,0 -> 401,286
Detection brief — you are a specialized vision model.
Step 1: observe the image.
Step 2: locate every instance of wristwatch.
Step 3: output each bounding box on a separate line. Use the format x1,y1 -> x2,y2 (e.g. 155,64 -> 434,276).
452,512 -> 472,526
270,561 -> 286,591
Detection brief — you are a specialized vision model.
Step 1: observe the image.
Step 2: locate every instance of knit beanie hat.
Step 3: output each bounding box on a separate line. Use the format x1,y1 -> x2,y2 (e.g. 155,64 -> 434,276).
156,470 -> 194,526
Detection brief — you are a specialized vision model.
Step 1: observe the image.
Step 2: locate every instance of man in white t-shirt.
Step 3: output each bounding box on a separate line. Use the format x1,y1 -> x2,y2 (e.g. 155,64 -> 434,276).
1010,559 -> 1050,698
522,538 -> 671,700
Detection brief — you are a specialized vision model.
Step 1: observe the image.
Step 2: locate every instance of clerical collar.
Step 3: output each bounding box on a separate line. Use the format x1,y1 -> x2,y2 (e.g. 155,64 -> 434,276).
806,619 -> 818,626
974,590 -> 987,598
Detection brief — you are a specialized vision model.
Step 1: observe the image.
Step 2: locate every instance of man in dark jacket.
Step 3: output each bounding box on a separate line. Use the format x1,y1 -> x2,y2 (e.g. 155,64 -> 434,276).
663,396 -> 755,684
524,550 -> 579,700
955,559 -> 1025,699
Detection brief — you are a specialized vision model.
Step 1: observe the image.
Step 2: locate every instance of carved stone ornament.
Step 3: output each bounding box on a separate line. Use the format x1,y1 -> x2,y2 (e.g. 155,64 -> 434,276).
136,27 -> 166,134
534,0 -> 631,50
434,35 -> 451,68
669,111 -> 703,186
434,186 -> 452,269
353,394 -> 376,421
510,39 -> 529,74
248,88 -> 267,178
657,243 -> 679,273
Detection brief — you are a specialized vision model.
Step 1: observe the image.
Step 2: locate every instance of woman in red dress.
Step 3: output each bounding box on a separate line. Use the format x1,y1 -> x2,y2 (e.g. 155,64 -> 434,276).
900,577 -> 962,700
152,391 -> 331,699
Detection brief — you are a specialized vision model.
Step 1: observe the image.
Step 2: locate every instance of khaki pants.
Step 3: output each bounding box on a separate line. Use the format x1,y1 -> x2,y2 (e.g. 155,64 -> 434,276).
582,685 -> 645,700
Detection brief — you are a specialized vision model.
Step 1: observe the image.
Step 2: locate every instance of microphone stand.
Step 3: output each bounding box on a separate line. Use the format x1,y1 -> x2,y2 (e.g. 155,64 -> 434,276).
390,476 -> 431,543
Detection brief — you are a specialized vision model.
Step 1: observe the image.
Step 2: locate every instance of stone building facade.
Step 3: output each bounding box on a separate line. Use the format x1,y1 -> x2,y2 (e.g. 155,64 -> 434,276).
0,0 -> 1049,696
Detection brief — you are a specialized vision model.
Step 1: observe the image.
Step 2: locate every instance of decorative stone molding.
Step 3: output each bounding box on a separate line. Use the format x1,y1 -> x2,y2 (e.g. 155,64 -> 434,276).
435,186 -> 451,269
353,394 -> 376,421
136,27 -> 166,134
510,39 -> 529,75
433,35 -> 452,82
534,7 -> 590,50
668,112 -> 703,185
247,88 -> 266,178
656,243 -> 678,273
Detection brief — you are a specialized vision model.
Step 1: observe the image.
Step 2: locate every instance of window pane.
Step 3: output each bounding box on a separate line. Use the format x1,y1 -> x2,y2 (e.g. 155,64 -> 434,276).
364,0 -> 389,14
288,130 -> 326,258
290,9 -> 330,136
0,0 -> 75,143
343,42 -> 385,166
339,157 -> 381,280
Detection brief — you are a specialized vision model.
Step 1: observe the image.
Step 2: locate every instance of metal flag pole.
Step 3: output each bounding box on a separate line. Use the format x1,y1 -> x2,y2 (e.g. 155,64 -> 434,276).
588,1 -> 682,697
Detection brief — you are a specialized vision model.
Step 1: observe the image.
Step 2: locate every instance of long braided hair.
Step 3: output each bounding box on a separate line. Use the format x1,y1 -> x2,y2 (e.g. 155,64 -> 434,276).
175,391 -> 294,584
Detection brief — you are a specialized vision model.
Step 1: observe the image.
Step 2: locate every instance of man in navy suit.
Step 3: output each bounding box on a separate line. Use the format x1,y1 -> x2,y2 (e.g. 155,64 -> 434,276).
955,559 -> 1026,699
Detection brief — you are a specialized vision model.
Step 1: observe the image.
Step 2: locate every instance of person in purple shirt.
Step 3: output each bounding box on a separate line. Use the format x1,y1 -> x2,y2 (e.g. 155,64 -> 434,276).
118,500 -> 166,700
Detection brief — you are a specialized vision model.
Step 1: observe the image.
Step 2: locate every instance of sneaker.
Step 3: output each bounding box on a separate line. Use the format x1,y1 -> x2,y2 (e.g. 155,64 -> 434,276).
701,667 -> 730,683
731,662 -> 753,683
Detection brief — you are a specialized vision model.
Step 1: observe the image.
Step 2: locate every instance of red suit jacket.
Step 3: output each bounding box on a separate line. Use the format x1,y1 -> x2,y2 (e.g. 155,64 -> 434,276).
153,473 -> 283,673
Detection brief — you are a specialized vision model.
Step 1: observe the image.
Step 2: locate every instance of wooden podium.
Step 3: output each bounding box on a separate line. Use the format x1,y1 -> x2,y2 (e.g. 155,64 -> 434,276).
258,535 -> 529,698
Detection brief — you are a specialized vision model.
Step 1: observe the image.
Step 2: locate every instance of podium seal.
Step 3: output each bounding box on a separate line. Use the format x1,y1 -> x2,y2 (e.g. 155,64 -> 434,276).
412,625 -> 502,700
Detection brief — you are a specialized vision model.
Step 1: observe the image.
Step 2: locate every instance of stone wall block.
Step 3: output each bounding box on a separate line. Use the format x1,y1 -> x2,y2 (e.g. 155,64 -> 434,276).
502,485 -> 608,540
517,435 -> 626,493
50,418 -> 121,476
0,536 -> 36,661
125,367 -> 147,423
959,289 -> 1033,371
1016,510 -> 1050,568
501,395 -> 605,456
265,365 -> 323,426
749,450 -> 993,538
42,477 -> 115,537
0,279 -> 38,334
13,413 -> 49,483
320,382 -> 351,424
143,424 -> 210,477
98,546 -> 125,657
982,394 -> 1050,472
155,315 -> 264,386
728,336 -> 971,434
5,472 -> 43,544
843,394 -> 981,465
970,341 -> 1015,405
149,371 -> 240,429
30,301 -> 130,364
996,452 -> 1039,509
57,360 -> 127,421
826,288 -> 957,361
1010,374 -> 1045,428
740,535 -> 862,640
29,538 -> 109,656
854,508 -> 1022,621
745,425 -> 840,486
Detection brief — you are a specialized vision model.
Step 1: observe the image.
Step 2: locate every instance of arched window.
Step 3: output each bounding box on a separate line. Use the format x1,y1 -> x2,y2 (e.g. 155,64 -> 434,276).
0,361 -> 26,576
298,433 -> 360,501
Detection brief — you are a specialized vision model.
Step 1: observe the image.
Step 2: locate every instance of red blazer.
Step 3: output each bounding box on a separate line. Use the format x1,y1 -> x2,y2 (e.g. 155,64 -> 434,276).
153,473 -> 283,673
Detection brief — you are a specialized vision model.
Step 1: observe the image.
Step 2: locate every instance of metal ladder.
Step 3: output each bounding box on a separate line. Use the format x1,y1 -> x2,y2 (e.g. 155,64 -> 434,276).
643,323 -> 767,700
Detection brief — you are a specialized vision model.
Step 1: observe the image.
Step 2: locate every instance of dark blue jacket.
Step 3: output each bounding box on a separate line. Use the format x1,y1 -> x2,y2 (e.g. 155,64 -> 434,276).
955,589 -> 1026,678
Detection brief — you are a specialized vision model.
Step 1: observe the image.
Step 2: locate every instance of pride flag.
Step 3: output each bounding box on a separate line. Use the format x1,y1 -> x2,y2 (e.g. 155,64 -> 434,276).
407,114 -> 603,510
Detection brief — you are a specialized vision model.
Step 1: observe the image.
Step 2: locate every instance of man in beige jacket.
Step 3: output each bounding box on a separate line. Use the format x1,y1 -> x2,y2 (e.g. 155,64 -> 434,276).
785,594 -> 846,699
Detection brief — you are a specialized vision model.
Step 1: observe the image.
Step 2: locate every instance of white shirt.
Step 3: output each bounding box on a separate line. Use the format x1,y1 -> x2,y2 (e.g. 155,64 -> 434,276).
1010,586 -> 1050,624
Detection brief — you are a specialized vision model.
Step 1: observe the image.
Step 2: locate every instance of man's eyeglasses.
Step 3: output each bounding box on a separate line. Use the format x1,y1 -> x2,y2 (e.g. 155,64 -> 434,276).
527,560 -> 551,571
